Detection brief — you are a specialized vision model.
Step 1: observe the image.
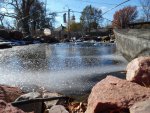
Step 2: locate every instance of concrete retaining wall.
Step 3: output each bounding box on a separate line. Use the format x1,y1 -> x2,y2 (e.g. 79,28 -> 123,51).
114,29 -> 150,61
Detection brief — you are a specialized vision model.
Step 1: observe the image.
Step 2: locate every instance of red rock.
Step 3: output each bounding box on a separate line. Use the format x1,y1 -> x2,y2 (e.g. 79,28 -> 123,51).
0,85 -> 23,102
130,99 -> 150,113
0,100 -> 25,113
86,76 -> 150,113
126,57 -> 150,86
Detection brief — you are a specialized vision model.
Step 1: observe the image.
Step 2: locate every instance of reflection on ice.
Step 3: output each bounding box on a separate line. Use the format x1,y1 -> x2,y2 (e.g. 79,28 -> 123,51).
0,43 -> 128,95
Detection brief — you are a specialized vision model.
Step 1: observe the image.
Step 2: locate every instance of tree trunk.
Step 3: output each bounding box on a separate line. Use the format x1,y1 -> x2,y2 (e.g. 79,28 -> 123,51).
22,17 -> 30,36
21,0 -> 35,36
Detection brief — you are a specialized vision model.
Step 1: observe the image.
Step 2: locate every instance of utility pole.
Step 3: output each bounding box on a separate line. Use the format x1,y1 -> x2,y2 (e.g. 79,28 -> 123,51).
68,9 -> 71,39
45,0 -> 47,17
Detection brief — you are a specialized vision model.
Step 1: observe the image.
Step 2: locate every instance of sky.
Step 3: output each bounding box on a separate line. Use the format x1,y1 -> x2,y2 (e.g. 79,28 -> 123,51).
46,0 -> 142,27
0,0 -> 143,28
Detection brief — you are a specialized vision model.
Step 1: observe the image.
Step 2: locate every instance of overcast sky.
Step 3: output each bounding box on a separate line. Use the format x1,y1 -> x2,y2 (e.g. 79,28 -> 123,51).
47,0 -> 142,27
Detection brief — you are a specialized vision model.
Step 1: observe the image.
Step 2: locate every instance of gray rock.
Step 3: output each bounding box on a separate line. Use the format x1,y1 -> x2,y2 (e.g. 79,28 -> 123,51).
130,99 -> 150,113
13,101 -> 42,113
47,105 -> 69,113
15,92 -> 42,113
19,84 -> 40,93
15,92 -> 41,101
43,92 -> 63,108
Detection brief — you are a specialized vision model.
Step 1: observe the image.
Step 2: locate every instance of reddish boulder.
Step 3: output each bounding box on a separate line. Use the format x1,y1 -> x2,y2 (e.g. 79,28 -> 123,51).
126,57 -> 150,86
0,100 -> 25,113
130,99 -> 150,113
86,76 -> 150,113
0,85 -> 23,102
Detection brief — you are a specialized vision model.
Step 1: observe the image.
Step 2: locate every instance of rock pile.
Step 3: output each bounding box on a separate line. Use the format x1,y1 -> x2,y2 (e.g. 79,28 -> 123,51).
86,56 -> 150,113
86,76 -> 150,113
13,92 -> 87,113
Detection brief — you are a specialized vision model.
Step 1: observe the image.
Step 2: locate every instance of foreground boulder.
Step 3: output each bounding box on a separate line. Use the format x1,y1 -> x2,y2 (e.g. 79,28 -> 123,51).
0,100 -> 25,113
130,99 -> 150,113
86,76 -> 150,113
0,85 -> 22,102
126,57 -> 150,86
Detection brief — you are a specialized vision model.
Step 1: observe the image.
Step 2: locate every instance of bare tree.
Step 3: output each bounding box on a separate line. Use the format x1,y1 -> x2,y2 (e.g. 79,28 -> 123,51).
0,0 -> 35,35
0,16 -> 4,26
0,2 -> 6,26
140,0 -> 150,21
80,5 -> 102,33
0,0 -> 56,36
14,0 -> 35,35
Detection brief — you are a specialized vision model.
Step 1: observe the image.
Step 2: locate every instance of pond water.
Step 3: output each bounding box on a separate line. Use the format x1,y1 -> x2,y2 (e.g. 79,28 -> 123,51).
0,42 -> 128,96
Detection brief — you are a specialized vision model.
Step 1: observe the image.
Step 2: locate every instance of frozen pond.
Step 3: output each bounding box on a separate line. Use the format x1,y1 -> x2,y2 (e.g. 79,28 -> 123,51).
0,42 -> 128,95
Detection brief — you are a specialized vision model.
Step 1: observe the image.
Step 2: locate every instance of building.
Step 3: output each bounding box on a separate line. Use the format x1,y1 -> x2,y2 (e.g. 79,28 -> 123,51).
53,25 -> 67,40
